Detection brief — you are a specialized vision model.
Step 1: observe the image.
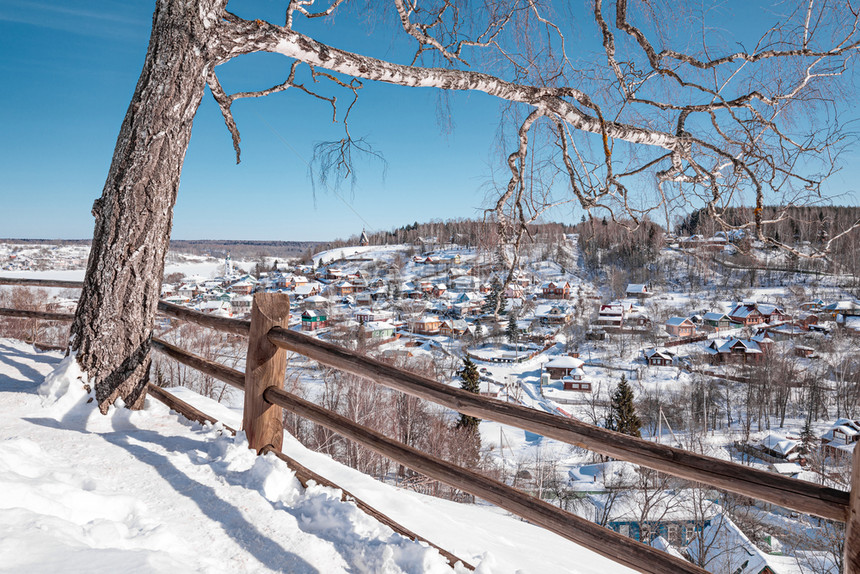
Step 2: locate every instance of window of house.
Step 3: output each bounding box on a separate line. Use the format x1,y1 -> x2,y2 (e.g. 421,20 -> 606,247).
667,524 -> 680,545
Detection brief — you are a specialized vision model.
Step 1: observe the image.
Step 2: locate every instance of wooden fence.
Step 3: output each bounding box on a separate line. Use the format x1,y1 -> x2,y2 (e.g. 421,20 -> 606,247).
1,277 -> 859,574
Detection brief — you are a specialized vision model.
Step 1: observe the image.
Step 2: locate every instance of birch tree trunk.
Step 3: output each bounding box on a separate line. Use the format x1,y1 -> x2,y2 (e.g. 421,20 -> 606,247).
71,0 -> 221,413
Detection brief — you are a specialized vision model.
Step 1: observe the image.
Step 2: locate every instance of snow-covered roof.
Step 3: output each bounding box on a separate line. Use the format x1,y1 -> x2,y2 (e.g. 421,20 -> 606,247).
544,356 -> 585,370
759,433 -> 798,457
665,317 -> 692,327
625,283 -> 647,293
688,513 -> 775,574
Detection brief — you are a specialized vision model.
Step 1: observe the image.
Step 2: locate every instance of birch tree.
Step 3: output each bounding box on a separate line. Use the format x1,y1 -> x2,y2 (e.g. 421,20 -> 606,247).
73,0 -> 860,411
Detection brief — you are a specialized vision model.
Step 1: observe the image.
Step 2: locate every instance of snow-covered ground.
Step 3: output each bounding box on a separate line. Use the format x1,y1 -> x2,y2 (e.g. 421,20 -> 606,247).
0,339 -> 634,574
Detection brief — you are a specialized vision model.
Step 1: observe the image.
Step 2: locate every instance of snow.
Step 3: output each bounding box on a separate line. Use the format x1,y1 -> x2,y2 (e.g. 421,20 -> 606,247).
0,339 -> 633,574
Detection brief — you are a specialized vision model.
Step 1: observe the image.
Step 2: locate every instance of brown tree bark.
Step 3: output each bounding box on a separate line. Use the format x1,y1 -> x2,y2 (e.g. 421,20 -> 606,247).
71,0 -> 225,413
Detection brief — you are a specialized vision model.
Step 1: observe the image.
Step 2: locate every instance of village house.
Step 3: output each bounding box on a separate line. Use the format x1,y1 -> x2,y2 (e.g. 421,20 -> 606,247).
665,317 -> 696,338
625,283 -> 650,298
229,280 -> 255,296
756,433 -> 800,462
439,319 -> 471,337
453,292 -> 483,316
541,280 -> 570,299
354,308 -> 393,324
543,355 -> 585,380
504,284 -> 524,299
301,310 -> 328,331
644,348 -> 674,366
452,275 -> 478,292
536,304 -> 573,325
625,307 -> 651,328
595,303 -> 624,328
702,312 -> 734,331
363,320 -> 396,340
823,300 -> 860,318
821,419 -> 860,462
799,299 -> 826,311
705,335 -> 771,365
589,490 -> 715,548
177,283 -> 198,299
333,281 -> 355,297
793,312 -> 819,330
231,294 -> 253,315
412,315 -> 442,335
727,302 -> 765,326
199,299 -> 232,317
431,283 -> 447,298
325,267 -> 345,281
293,283 -> 322,298
688,512 -> 793,574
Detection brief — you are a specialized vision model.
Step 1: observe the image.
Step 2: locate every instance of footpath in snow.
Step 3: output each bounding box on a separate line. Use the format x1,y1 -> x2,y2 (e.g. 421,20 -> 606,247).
0,339 -> 632,573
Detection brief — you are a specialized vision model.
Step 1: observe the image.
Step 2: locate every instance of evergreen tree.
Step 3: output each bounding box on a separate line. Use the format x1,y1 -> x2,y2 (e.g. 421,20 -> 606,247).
482,278 -> 500,314
799,417 -> 816,458
457,357 -> 482,430
607,375 -> 642,437
506,313 -> 519,345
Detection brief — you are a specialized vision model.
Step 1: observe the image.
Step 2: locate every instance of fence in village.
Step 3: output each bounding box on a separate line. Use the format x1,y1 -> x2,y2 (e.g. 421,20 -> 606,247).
1,276 -> 858,574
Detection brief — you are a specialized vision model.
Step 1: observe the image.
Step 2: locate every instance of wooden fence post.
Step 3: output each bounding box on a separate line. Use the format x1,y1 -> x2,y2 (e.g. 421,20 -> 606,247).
243,292 -> 290,453
846,450 -> 860,573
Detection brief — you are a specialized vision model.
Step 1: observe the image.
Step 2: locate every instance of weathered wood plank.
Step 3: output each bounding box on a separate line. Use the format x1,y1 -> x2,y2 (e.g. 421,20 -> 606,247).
145,383 -> 237,434
0,278 -> 84,289
264,386 -> 708,574
243,294 -> 290,453
844,452 -> 860,573
157,300 -> 251,336
152,338 -> 245,390
267,326 -> 849,522
0,307 -> 74,322
261,446 -> 474,571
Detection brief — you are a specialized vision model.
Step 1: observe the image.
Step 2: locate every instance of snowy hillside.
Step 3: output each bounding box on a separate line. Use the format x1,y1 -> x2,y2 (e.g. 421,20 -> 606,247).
0,339 -> 633,574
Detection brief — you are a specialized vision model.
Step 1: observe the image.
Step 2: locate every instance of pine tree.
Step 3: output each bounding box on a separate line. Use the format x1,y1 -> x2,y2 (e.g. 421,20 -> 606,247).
457,357 -> 481,430
607,375 -> 642,437
799,416 -> 816,458
506,313 -> 519,345
482,279 -> 500,315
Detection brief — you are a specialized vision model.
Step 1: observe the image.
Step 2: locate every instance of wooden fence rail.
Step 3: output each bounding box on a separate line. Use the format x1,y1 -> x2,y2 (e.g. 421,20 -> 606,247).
1,281 -> 858,573
265,325 -> 850,522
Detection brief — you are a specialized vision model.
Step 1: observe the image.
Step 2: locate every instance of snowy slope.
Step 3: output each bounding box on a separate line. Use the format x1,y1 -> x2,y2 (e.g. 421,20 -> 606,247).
0,339 -> 633,574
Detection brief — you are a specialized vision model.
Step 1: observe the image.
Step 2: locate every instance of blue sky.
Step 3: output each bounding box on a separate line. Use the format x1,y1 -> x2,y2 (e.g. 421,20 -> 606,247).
0,1 -> 511,241
1,1 -> 857,241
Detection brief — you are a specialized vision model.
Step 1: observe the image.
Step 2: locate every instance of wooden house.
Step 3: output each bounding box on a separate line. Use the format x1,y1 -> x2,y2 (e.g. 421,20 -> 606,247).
439,319 -> 471,337
595,303 -> 624,328
625,284 -> 650,298
333,281 -> 355,297
301,310 -> 328,331
543,355 -> 585,380
412,316 -> 442,335
363,320 -> 396,340
702,312 -> 734,331
541,280 -> 570,300
644,348 -> 674,367
665,317 -> 696,337
727,302 -> 765,326
705,336 -> 770,365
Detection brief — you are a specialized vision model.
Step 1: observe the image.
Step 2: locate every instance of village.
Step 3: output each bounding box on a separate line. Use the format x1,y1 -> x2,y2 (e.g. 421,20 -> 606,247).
3,229 -> 860,574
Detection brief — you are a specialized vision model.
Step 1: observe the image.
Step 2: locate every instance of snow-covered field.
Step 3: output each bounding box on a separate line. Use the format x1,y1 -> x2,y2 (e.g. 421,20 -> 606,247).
0,339 -> 634,574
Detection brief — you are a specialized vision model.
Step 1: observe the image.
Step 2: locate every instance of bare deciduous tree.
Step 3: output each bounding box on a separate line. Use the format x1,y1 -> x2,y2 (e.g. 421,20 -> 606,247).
73,0 -> 860,411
